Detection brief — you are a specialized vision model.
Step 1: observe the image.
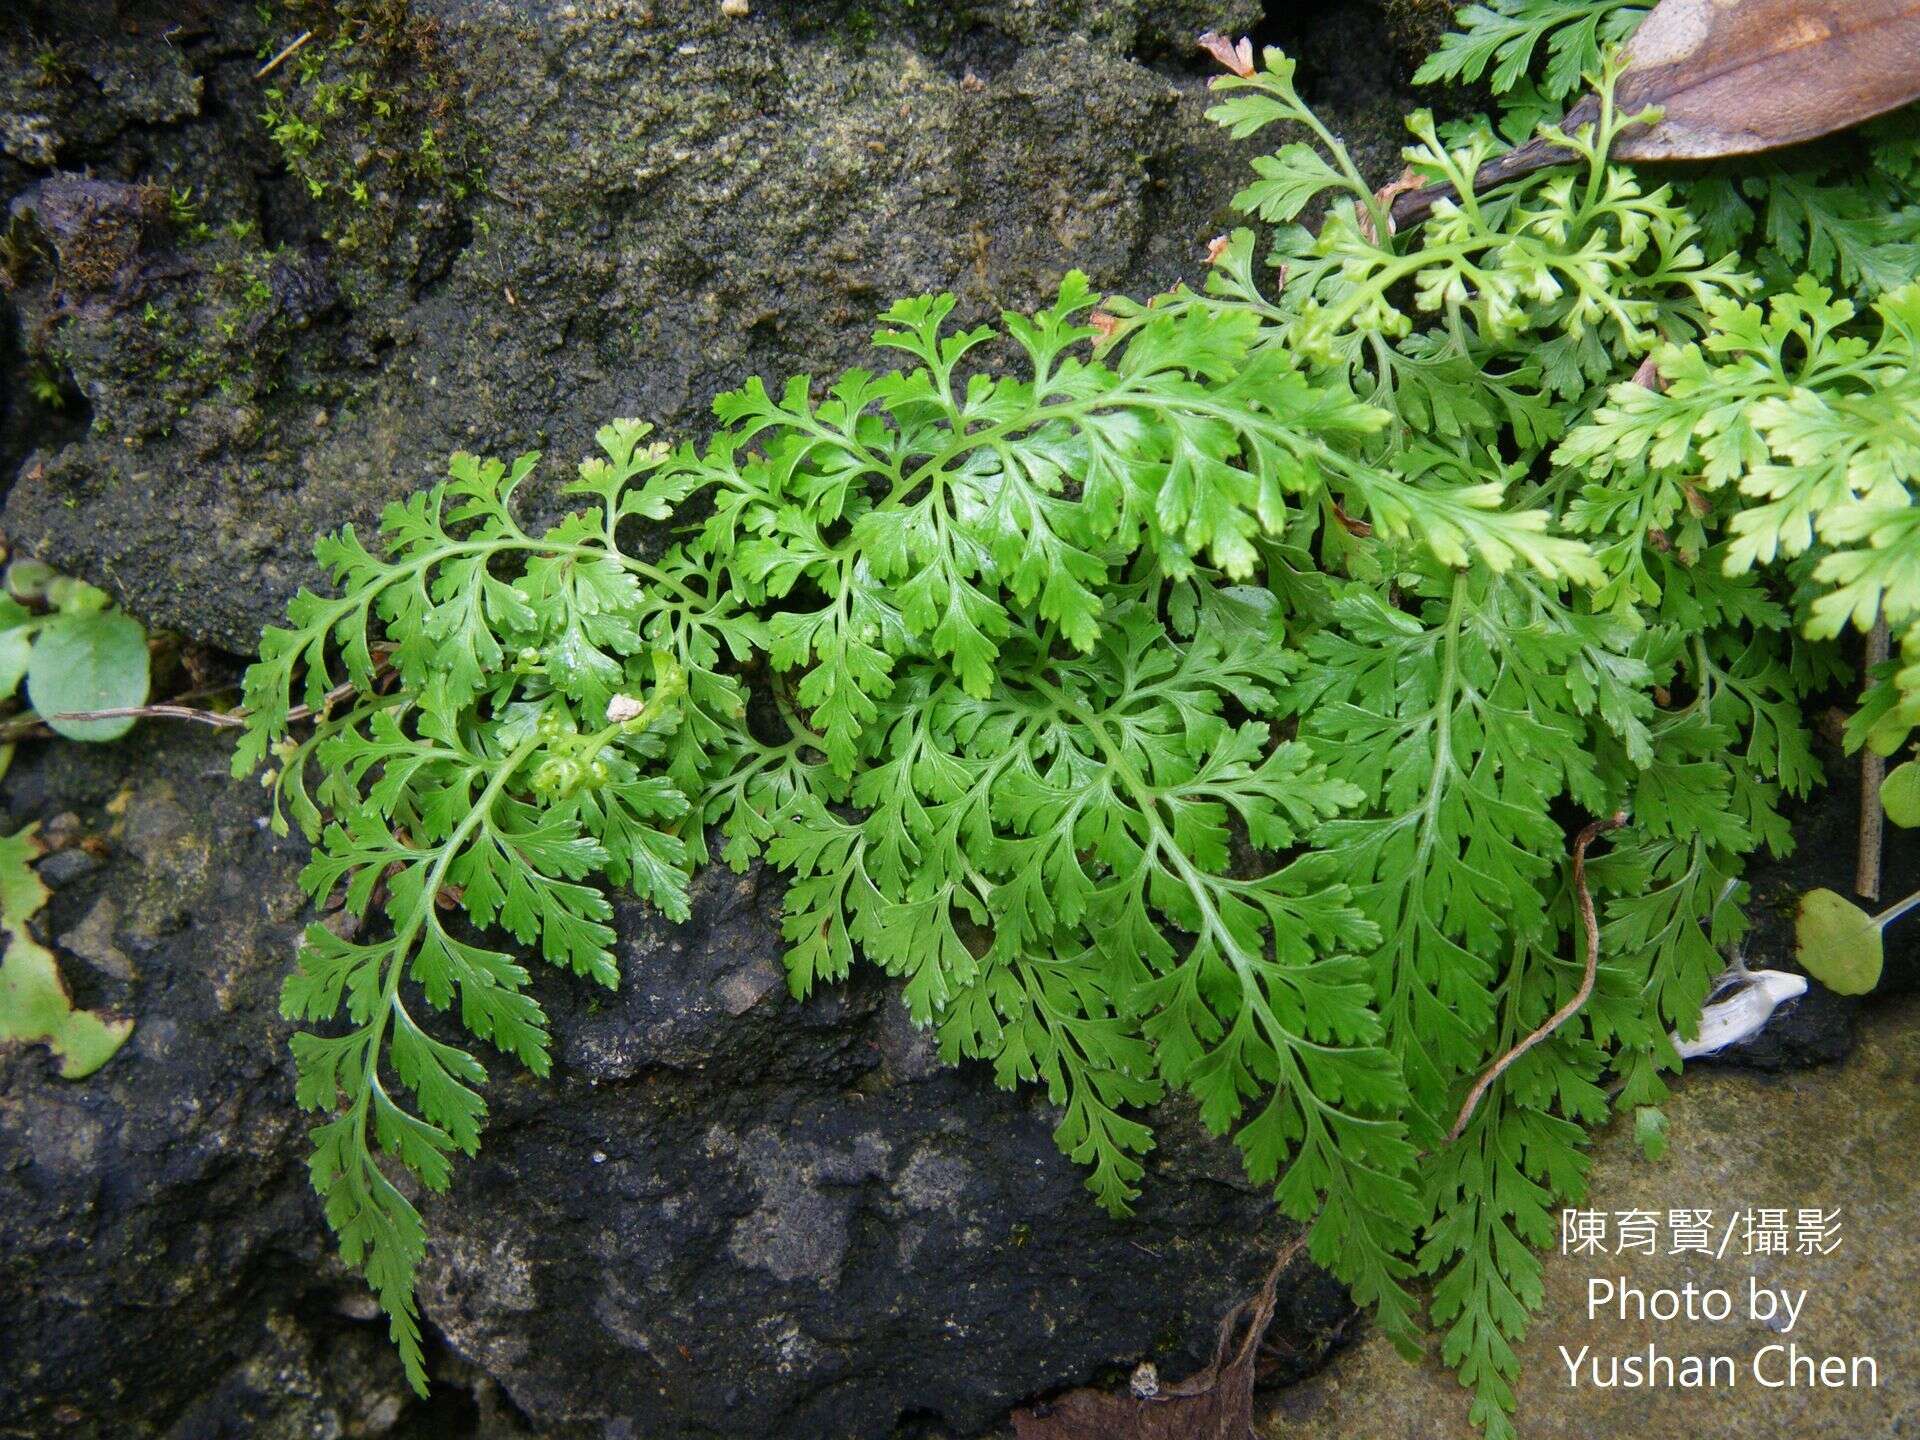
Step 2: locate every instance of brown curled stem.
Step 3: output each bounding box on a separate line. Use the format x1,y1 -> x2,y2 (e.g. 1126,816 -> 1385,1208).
1144,1233 -> 1308,1404
22,674 -> 374,741
1446,809 -> 1629,1144
50,703 -> 245,729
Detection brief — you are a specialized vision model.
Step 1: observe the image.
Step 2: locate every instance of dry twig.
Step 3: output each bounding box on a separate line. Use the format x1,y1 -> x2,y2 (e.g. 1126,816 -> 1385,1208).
1447,810 -> 1628,1143
51,703 -> 243,729
254,29 -> 314,80
7,676 -> 369,745
1858,616 -> 1890,901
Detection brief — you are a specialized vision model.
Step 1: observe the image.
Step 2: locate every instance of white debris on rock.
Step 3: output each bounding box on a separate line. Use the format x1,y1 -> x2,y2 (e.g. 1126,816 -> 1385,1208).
1673,969 -> 1809,1059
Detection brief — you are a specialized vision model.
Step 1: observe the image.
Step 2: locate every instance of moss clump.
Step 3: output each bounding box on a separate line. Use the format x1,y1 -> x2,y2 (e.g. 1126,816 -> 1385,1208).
143,234 -> 328,415
15,180 -> 165,293
258,0 -> 481,264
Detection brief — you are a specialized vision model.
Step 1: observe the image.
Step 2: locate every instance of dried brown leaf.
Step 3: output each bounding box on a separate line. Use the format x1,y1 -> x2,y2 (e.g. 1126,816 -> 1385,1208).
1358,167 -> 1422,242
1196,31 -> 1255,79
1392,0 -> 1920,227
1606,0 -> 1920,161
1010,1238 -> 1305,1440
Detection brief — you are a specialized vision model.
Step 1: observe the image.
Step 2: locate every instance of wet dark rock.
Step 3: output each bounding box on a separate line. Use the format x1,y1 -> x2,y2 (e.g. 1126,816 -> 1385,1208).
1,721 -> 1891,1440
0,17 -> 204,181
1376,0 -> 1461,69
0,726 -> 1336,1440
5,21 -> 1386,1429
35,843 -> 102,889
8,174 -> 163,292
0,0 -> 1413,655
3,4 -> 1783,1439
261,251 -> 341,335
0,734 -> 333,1440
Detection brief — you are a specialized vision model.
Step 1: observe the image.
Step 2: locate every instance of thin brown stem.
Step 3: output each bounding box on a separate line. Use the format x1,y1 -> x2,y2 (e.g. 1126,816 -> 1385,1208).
254,29 -> 313,79
1859,616 -> 1891,901
1146,1233 -> 1308,1403
284,676 -> 367,725
50,704 -> 243,729
2,675 -> 368,745
1447,810 -> 1628,1144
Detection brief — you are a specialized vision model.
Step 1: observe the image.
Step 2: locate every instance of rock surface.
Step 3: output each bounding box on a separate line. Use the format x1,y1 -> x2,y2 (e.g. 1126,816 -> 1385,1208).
7,736 -> 1911,1440
0,727 -> 1354,1440
0,0 -> 1412,654
1265,996 -> 1920,1439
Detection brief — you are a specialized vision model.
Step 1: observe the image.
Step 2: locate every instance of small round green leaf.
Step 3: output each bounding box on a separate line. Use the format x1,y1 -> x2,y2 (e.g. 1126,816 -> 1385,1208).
0,625 -> 33,702
26,612 -> 149,742
1883,761 -> 1920,829
5,560 -> 53,602
1794,887 -> 1884,996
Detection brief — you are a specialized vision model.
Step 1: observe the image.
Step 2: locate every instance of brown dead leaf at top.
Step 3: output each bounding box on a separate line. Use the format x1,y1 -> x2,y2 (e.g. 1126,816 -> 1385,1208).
1392,0 -> 1920,227
1603,0 -> 1920,161
1010,1237 -> 1306,1440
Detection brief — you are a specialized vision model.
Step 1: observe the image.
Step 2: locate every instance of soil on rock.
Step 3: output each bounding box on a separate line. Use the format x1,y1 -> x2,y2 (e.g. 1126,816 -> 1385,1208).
1268,995 -> 1920,1439
0,0 -> 1411,655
